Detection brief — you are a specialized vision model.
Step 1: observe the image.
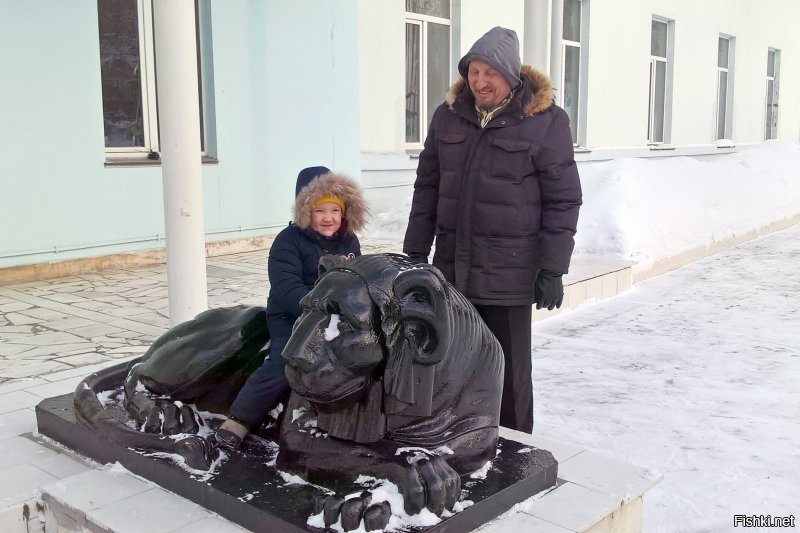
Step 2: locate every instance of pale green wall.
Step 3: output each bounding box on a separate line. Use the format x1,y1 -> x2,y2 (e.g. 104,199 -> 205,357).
0,0 -> 360,268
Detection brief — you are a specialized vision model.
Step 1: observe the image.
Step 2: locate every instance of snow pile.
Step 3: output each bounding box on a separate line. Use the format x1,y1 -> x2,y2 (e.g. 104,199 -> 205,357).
574,140 -> 800,273
364,141 -> 800,274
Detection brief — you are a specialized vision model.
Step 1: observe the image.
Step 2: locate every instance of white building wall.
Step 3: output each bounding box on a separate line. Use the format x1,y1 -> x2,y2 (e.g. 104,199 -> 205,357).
358,0 -> 406,154
457,0 -> 525,57
585,0 -> 800,149
360,0 -> 800,159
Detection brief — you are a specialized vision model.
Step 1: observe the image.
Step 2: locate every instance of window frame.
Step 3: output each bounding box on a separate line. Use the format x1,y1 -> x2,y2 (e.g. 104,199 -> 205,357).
715,35 -> 734,141
404,10 -> 451,150
647,17 -> 673,145
560,0 -> 588,147
99,0 -> 212,161
765,48 -> 780,140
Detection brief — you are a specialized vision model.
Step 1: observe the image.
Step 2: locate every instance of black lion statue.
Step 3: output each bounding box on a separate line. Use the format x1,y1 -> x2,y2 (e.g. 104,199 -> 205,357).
73,253 -> 505,529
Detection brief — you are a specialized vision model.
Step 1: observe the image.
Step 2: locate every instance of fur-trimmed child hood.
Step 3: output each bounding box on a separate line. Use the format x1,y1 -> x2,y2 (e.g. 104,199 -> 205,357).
294,172 -> 369,234
445,64 -> 555,117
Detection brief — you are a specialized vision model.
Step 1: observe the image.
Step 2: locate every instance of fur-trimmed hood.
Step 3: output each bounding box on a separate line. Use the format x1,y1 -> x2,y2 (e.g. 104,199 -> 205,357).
445,64 -> 554,117
294,172 -> 369,234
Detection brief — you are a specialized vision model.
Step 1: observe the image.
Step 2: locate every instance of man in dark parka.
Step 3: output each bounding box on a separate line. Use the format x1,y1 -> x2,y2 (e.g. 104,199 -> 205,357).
403,27 -> 582,433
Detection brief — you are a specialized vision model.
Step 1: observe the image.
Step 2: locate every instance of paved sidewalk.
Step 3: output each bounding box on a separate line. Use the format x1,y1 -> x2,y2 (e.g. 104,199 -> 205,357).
0,241 -> 403,385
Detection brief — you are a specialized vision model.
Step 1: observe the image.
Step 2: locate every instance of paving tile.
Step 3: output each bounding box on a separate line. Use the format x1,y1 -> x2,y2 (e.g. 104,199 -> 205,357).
24,378 -> 83,399
0,302 -> 34,313
0,436 -> 58,470
45,293 -> 88,304
4,313 -> 40,326
557,450 -> 662,503
0,360 -> 70,380
72,300 -> 117,312
88,487 -> 212,533
618,269 -> 633,293
41,468 -> 152,511
600,272 -> 618,299
0,463 -> 57,504
498,428 -> 584,463
0,343 -> 38,357
0,390 -> 45,414
477,511 -> 571,533
20,290 -> 55,297
108,319 -> 166,337
0,378 -> 48,395
12,343 -> 96,359
32,453 -> 91,479
567,281 -> 586,309
40,358 -> 134,383
44,316 -> 97,331
524,482 -> 620,532
14,307 -> 70,321
0,408 -> 37,440
0,324 -> 37,334
105,346 -> 150,356
54,352 -> 107,367
585,276 -> 603,302
17,331 -> 87,347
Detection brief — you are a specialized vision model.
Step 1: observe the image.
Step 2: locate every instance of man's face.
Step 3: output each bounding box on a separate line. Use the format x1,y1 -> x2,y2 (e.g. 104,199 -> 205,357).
467,60 -> 512,111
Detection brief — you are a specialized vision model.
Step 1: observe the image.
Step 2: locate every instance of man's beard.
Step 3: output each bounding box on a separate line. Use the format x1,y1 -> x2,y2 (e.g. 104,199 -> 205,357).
476,100 -> 499,112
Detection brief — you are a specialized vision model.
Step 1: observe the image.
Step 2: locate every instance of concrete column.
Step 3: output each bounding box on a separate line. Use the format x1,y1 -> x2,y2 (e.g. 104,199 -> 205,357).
522,0 -> 551,73
549,0 -> 564,98
152,0 -> 208,326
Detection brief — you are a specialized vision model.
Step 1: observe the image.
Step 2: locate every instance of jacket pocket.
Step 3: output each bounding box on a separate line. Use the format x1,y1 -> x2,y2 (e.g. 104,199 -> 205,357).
481,236 -> 539,296
489,137 -> 534,180
437,132 -> 467,171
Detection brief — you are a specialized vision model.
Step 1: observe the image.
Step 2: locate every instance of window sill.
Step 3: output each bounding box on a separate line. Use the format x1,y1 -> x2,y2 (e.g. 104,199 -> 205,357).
104,156 -> 219,168
648,144 -> 676,151
574,146 -> 591,154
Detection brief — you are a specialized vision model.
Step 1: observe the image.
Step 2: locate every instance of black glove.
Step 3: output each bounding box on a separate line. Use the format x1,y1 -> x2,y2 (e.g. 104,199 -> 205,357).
406,253 -> 429,264
534,271 -> 564,310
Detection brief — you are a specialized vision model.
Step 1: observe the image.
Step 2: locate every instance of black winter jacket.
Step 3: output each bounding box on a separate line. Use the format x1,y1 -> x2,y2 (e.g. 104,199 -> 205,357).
266,169 -> 367,332
265,224 -> 361,325
403,66 -> 582,306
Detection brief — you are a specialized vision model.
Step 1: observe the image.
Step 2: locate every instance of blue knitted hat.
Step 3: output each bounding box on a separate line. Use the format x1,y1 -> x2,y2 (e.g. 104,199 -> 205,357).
295,166 -> 331,197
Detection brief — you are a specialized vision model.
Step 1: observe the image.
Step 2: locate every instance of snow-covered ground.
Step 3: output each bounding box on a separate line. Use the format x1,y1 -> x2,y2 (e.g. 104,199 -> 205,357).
365,140 -> 800,532
531,224 -> 800,532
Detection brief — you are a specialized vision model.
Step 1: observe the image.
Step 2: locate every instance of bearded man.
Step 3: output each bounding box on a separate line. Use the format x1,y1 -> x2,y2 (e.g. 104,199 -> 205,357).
403,26 -> 582,433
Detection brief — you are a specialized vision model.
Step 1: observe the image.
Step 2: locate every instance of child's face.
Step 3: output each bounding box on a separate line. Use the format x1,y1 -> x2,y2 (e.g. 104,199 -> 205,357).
310,202 -> 343,237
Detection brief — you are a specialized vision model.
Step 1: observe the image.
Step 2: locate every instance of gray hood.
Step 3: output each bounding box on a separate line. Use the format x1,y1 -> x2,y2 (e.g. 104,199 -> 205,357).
457,26 -> 522,90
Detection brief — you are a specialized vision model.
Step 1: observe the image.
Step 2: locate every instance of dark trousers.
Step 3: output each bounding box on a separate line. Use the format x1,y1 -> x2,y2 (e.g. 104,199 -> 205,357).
229,319 -> 292,427
475,304 -> 534,433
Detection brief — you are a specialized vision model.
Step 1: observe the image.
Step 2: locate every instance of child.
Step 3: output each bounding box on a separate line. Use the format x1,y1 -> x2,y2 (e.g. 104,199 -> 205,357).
215,166 -> 368,450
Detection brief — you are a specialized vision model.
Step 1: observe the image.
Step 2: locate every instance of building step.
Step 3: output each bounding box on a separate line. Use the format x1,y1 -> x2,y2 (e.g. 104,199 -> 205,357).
534,257 -> 633,322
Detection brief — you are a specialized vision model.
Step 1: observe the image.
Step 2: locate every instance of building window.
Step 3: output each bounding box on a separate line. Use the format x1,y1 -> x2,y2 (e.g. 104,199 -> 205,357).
715,36 -> 734,141
97,0 -> 208,158
405,0 -> 451,147
561,0 -> 587,145
648,18 -> 672,144
765,48 -> 780,140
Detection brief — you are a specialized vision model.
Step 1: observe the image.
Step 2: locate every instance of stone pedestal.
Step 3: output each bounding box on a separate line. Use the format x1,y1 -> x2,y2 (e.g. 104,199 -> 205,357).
37,394 -> 558,532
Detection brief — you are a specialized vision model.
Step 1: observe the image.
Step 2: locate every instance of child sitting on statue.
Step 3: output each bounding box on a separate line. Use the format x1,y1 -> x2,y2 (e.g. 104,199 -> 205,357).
215,166 -> 369,450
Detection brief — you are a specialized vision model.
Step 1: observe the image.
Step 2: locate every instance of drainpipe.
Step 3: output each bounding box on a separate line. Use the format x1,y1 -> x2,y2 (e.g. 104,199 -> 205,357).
152,0 -> 208,326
